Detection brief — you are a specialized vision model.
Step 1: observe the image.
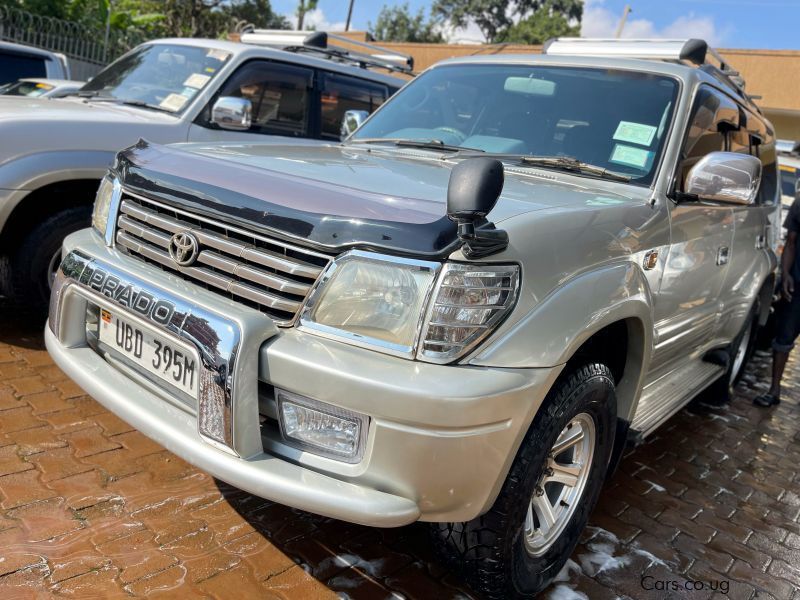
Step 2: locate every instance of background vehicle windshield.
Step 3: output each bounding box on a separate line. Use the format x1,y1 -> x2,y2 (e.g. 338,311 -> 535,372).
80,43 -> 231,112
780,164 -> 798,199
352,63 -> 679,185
1,80 -> 54,97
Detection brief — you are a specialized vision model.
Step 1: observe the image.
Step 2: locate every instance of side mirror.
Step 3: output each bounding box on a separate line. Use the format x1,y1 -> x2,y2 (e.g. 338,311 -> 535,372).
340,109 -> 369,139
685,151 -> 762,205
211,97 -> 252,131
447,158 -> 508,258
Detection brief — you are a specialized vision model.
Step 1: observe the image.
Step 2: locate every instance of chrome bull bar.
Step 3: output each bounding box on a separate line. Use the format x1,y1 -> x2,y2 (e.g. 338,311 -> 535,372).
49,250 -> 268,457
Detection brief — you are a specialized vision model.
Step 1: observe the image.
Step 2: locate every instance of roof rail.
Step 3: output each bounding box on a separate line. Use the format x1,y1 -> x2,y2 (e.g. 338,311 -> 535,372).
543,37 -> 757,106
543,38 -> 710,64
240,29 -> 414,75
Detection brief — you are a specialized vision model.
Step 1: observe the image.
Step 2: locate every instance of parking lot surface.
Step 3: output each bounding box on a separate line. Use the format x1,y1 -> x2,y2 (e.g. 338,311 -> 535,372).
1,307 -> 799,599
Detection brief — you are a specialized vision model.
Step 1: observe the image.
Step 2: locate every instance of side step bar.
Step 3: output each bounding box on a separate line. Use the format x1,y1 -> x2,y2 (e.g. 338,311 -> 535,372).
629,360 -> 725,440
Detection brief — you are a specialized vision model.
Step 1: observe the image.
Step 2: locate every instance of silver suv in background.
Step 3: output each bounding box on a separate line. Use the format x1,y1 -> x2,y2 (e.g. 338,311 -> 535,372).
0,40 -> 70,84
0,32 -> 407,311
47,38 -> 779,598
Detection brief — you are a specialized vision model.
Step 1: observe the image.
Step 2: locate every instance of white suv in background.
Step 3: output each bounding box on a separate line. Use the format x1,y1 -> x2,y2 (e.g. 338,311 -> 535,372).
0,33 -> 407,311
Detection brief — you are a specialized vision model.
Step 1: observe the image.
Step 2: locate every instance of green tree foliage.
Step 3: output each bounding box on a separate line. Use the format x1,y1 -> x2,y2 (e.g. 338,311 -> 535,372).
369,3 -> 444,43
496,2 -> 580,44
0,0 -> 289,38
432,0 -> 582,43
296,0 -> 318,30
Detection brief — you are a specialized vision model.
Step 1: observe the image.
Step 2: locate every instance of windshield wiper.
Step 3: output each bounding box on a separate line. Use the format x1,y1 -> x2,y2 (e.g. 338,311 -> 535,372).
522,156 -> 630,182
82,96 -> 174,114
459,153 -> 631,182
347,138 -> 483,153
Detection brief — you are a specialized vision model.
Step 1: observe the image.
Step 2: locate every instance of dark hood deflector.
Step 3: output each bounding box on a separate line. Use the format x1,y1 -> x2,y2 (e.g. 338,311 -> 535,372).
114,140 -> 460,258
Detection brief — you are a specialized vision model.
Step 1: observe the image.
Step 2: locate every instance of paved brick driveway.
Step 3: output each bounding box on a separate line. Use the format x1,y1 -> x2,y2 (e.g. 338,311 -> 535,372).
1,307 -> 799,599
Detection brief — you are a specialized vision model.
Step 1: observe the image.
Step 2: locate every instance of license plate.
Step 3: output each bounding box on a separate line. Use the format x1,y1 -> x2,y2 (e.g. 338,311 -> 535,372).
98,308 -> 199,399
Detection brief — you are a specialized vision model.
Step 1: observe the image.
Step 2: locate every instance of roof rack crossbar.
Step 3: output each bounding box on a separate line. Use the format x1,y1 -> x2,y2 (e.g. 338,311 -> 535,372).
239,29 -> 414,75
543,37 -> 755,104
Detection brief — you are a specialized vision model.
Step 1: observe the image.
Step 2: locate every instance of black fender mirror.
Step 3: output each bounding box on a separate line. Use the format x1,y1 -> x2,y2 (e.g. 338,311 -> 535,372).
446,158 -> 509,258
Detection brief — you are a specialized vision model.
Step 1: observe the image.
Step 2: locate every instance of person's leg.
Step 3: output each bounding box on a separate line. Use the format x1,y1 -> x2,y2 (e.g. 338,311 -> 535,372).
769,350 -> 789,397
756,296 -> 800,406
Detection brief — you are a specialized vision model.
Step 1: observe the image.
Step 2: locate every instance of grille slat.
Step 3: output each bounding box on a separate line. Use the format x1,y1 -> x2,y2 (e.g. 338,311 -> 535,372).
114,193 -> 330,324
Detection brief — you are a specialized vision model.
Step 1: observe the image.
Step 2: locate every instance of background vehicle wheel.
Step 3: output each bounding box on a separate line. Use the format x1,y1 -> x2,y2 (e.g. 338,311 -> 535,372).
10,206 -> 91,316
703,305 -> 760,405
431,363 -> 617,599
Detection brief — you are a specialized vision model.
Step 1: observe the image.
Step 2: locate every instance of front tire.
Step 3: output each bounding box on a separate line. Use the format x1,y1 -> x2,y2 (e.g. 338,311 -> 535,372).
10,206 -> 91,315
431,363 -> 617,599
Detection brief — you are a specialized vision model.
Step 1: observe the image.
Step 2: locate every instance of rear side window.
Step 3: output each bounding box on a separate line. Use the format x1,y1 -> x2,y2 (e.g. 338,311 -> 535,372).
320,72 -> 389,140
0,51 -> 47,85
215,60 -> 313,137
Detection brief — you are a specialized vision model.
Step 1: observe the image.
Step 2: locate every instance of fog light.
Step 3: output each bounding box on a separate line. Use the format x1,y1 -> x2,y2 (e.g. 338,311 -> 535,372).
276,389 -> 368,463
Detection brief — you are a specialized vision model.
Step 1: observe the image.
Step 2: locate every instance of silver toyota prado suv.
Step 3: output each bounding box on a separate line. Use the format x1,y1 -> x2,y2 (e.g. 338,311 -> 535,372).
47,38 -> 780,598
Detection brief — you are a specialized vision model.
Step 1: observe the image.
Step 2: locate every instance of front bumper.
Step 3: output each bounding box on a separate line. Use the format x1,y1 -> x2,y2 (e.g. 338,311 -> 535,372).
47,229 -> 560,525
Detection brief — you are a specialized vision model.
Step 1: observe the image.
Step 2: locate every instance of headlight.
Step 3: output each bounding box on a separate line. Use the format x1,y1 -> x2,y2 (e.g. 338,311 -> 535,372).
300,250 -> 520,363
299,251 -> 439,356
91,175 -> 118,239
417,263 -> 520,363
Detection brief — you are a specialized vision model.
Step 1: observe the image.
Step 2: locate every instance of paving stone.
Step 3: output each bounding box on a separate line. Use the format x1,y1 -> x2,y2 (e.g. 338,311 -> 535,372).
22,390 -> 72,416
0,445 -> 32,477
9,376 -> 52,397
60,425 -> 122,458
7,498 -> 84,542
0,469 -> 58,510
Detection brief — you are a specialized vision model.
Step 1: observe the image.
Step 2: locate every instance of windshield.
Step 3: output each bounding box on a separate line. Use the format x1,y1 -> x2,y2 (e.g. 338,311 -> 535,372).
80,43 -> 231,113
351,64 -> 679,185
1,80 -> 54,97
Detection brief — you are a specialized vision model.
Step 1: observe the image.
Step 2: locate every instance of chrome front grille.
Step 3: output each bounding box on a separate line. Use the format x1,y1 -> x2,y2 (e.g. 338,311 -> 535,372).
114,192 -> 331,324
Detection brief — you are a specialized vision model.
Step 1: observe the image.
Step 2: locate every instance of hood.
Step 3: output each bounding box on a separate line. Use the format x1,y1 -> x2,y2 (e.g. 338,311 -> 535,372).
0,96 -> 180,159
116,140 -> 642,258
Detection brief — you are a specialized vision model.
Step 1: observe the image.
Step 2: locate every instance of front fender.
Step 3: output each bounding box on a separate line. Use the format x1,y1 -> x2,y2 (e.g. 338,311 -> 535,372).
0,150 -> 114,232
470,261 -> 655,421
0,150 -> 115,191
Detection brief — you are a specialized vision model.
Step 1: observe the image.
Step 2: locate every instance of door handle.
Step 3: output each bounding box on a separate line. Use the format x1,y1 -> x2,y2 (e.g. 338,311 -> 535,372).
716,246 -> 730,266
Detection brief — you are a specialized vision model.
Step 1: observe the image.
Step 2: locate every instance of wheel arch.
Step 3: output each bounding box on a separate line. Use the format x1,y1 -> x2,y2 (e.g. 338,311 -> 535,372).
471,261 -> 654,423
0,178 -> 102,254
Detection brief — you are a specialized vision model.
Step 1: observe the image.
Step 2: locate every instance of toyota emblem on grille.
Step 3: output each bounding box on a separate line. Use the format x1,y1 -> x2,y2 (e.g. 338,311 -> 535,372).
168,232 -> 200,267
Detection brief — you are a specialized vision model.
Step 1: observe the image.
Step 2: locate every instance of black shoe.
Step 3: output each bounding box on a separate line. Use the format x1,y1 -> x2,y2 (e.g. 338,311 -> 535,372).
753,393 -> 780,407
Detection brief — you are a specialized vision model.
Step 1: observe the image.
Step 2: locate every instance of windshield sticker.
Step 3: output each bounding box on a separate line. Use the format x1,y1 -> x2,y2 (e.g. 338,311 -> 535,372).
159,93 -> 189,111
587,197 -> 625,206
206,49 -> 230,61
610,144 -> 652,169
613,121 -> 657,147
184,73 -> 211,89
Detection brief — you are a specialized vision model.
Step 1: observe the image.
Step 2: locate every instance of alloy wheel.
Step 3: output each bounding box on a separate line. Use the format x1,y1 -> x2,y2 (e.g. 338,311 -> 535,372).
524,412 -> 596,556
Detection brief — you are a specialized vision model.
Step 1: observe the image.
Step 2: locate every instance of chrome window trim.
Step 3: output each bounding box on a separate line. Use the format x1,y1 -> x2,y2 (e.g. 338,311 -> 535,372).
298,249 -> 441,359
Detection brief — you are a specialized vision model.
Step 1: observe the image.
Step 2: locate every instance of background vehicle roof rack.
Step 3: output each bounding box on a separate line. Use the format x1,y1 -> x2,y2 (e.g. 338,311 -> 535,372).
543,37 -> 758,108
777,139 -> 800,155
240,29 -> 414,75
